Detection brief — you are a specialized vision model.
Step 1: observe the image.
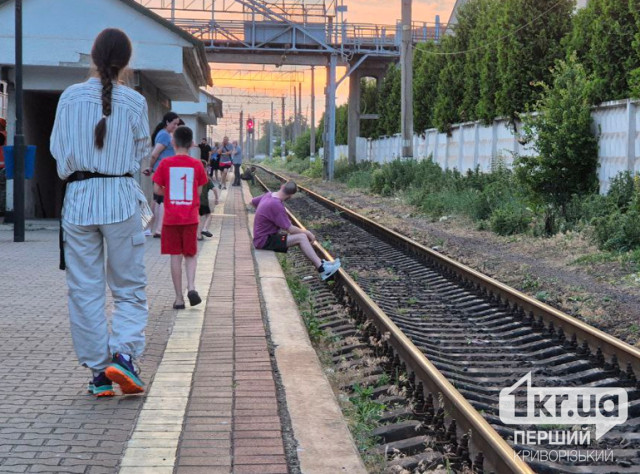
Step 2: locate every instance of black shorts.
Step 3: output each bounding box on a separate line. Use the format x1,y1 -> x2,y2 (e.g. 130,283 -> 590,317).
210,159 -> 220,170
199,204 -> 211,216
262,232 -> 288,253
153,193 -> 164,205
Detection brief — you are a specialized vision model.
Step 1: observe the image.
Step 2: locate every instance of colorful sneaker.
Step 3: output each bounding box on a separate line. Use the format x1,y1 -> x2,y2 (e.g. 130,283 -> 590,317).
105,353 -> 145,394
319,259 -> 341,281
88,372 -> 115,397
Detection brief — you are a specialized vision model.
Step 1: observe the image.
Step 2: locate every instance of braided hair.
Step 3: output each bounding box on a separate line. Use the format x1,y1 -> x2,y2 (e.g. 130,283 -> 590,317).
91,28 -> 132,149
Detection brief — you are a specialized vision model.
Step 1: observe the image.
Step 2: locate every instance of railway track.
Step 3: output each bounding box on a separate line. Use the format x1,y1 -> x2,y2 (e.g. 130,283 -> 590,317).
253,166 -> 640,473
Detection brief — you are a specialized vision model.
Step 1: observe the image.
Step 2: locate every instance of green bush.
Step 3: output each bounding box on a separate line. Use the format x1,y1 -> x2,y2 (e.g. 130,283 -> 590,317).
490,202 -> 531,235
607,172 -> 636,211
346,170 -> 375,189
302,157 -> 323,179
517,54 -> 599,213
593,209 -> 640,251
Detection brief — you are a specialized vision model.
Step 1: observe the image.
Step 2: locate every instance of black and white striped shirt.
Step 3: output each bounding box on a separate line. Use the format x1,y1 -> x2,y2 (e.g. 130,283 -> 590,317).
50,78 -> 152,226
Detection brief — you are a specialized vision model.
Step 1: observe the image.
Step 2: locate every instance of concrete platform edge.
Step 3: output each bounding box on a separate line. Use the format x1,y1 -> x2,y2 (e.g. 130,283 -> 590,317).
242,183 -> 367,474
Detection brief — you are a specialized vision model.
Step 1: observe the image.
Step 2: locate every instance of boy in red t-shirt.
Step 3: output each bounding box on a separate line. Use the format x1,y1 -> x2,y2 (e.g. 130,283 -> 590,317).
153,126 -> 208,309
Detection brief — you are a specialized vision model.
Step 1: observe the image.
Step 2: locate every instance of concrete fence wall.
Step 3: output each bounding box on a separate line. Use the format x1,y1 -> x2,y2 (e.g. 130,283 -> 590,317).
323,98 -> 640,194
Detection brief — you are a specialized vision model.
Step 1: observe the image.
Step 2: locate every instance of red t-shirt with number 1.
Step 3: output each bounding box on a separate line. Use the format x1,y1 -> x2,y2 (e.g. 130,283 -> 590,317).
153,155 -> 208,226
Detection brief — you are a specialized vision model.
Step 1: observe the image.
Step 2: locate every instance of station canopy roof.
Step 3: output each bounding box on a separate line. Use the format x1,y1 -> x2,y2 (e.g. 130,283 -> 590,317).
0,0 -> 212,101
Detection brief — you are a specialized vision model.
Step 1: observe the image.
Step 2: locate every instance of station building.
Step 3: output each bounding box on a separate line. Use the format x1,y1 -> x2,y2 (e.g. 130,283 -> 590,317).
0,0 -> 219,219
173,90 -> 223,148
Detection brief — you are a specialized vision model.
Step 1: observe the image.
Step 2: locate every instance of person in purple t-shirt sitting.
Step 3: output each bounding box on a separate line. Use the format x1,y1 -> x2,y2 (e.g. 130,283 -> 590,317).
251,181 -> 341,280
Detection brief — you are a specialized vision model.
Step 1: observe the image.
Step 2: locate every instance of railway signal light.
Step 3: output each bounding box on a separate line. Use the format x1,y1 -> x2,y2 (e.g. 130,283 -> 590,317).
247,118 -> 254,134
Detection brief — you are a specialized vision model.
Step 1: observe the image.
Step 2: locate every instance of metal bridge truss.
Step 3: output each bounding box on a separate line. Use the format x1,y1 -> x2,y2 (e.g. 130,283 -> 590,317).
137,0 -> 445,179
139,0 -> 443,58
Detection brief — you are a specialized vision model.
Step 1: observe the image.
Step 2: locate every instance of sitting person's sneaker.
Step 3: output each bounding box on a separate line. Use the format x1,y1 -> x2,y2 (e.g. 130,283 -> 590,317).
88,372 -> 115,397
201,230 -> 213,238
105,353 -> 144,394
319,259 -> 341,281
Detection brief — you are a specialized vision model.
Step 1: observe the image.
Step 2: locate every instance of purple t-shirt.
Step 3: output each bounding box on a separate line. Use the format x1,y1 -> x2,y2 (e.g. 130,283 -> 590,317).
252,192 -> 292,248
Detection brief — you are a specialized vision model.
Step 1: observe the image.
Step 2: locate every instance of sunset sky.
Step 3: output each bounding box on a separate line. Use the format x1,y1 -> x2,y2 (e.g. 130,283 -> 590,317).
198,0 -> 458,140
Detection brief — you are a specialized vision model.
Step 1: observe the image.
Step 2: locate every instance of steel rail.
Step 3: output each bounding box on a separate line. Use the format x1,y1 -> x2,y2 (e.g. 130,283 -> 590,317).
253,172 -> 535,474
257,166 -> 640,382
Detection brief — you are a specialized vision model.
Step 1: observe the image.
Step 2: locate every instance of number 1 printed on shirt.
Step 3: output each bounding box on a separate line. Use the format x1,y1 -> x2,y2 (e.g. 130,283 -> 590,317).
169,167 -> 195,204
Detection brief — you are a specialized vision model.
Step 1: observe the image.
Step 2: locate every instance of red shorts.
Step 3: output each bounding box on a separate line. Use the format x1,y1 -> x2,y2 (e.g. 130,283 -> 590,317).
161,224 -> 198,256
219,161 -> 232,169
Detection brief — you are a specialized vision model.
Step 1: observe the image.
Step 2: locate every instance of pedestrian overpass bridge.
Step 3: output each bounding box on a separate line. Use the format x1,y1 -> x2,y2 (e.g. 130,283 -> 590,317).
136,0 -> 445,173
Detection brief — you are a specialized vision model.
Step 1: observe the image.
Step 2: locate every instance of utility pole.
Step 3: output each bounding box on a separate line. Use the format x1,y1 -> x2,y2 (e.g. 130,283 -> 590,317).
254,119 -> 259,159
310,66 -> 316,157
13,0 -> 25,242
269,101 -> 274,157
171,0 -> 176,22
323,53 -> 337,180
401,0 -> 414,159
250,119 -> 256,159
281,96 -> 286,160
292,85 -> 297,141
298,82 -> 302,133
239,109 -> 244,156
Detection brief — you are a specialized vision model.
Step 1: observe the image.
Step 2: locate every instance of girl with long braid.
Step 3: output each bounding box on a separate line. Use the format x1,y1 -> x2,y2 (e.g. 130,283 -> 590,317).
51,29 -> 151,397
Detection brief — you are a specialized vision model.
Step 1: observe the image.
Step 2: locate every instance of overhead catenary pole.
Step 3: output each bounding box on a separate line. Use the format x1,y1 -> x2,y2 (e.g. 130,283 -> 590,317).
323,53 -> 337,180
310,65 -> 316,157
269,101 -> 274,157
292,84 -> 298,141
13,0 -> 25,242
239,109 -> 244,155
281,96 -> 286,160
401,0 -> 414,159
298,81 -> 302,132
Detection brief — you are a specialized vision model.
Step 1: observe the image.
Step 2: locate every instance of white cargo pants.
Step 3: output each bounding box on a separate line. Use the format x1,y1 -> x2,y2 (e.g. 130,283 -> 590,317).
62,209 -> 148,372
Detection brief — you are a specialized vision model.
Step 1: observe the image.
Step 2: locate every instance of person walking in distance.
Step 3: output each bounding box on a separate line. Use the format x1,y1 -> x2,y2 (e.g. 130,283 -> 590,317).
231,140 -> 243,187
153,126 -> 208,309
144,112 -> 180,237
217,136 -> 233,189
50,28 -> 151,397
252,181 -> 341,280
197,159 -> 218,240
198,138 -> 211,164
209,141 -> 221,183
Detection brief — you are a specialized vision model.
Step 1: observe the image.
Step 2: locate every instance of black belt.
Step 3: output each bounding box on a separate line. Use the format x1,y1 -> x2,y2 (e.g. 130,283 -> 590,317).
59,171 -> 134,270
67,171 -> 133,183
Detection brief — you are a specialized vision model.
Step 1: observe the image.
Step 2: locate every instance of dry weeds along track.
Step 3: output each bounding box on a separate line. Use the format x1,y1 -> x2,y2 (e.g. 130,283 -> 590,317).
255,168 -> 640,473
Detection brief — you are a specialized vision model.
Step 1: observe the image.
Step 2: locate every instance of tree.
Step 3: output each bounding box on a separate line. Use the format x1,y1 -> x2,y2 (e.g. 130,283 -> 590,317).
516,54 -> 599,220
376,65 -> 401,136
432,23 -> 469,131
495,0 -> 573,123
475,0 -> 501,123
458,0 -> 493,122
413,41 -> 444,132
360,77 -> 379,138
316,103 -> 349,148
564,0 -> 640,103
293,129 -> 311,159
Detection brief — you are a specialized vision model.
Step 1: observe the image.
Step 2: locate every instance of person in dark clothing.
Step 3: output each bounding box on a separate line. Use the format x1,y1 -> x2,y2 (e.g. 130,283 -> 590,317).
240,166 -> 256,185
198,138 -> 211,162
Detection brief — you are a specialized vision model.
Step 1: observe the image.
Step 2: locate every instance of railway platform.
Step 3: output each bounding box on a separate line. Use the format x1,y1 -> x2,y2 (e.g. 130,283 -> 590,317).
0,180 -> 366,474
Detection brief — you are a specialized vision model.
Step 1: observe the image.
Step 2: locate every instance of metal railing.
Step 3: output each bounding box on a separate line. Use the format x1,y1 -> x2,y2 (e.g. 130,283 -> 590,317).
174,18 -> 443,52
138,0 -> 444,56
